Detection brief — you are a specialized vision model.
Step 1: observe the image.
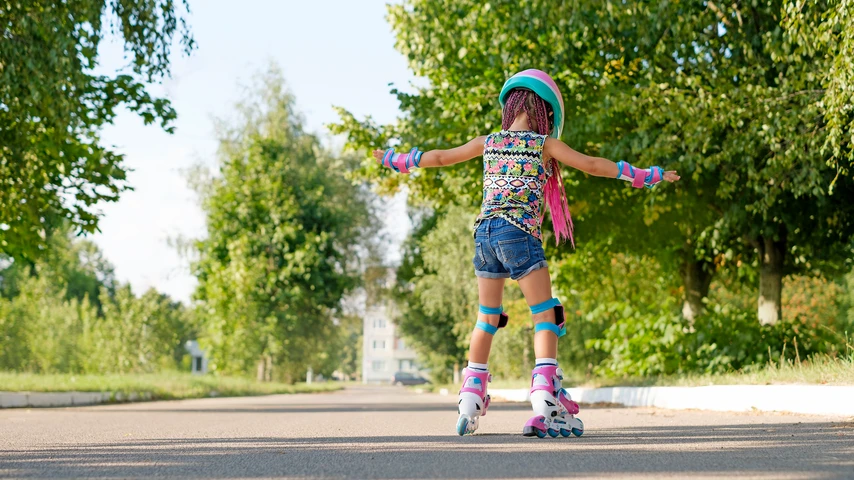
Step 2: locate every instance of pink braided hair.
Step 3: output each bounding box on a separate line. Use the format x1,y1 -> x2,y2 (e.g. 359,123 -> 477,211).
501,89 -> 575,246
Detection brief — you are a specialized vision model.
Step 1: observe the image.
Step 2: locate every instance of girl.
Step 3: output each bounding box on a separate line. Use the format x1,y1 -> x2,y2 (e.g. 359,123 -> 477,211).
372,69 -> 679,438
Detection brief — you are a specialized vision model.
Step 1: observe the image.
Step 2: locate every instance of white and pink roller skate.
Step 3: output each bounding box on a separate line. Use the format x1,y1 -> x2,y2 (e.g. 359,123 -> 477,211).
522,364 -> 584,438
456,368 -> 492,435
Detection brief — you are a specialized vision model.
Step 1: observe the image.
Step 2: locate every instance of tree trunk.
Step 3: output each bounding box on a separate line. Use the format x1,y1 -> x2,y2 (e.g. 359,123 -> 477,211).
680,256 -> 714,323
256,357 -> 266,382
757,233 -> 786,325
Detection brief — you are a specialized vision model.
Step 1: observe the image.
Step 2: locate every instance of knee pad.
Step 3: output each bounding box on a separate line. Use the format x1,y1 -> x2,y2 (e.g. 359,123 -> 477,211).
530,298 -> 566,337
476,305 -> 509,335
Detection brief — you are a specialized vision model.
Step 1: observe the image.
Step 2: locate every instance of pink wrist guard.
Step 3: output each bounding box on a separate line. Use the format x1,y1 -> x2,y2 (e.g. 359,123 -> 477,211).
616,161 -> 665,188
379,147 -> 423,174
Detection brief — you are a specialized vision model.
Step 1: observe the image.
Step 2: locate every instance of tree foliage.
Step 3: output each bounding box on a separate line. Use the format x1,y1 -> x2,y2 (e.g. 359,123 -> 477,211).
0,232 -> 193,373
0,0 -> 195,259
392,206 -> 474,381
332,0 -> 854,326
192,66 -> 377,382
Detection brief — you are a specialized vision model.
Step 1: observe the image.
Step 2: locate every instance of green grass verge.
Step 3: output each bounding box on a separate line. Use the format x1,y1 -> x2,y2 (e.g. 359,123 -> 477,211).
0,371 -> 343,400
591,354 -> 854,388
415,354 -> 854,392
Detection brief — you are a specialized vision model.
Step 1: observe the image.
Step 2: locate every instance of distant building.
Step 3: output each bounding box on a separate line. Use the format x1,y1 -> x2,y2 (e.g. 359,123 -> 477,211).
184,340 -> 208,375
362,302 -> 419,384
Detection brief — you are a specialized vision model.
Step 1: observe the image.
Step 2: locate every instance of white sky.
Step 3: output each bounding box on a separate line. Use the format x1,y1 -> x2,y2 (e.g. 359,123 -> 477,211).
93,0 -> 414,303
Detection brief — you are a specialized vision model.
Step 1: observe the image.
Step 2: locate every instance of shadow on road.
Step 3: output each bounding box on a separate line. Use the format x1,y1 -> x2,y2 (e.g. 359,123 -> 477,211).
90,402 -> 534,414
3,421 -> 852,479
86,401 -> 622,415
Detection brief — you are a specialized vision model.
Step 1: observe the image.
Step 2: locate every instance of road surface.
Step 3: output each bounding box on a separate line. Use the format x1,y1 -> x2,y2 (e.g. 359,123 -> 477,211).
1,385 -> 852,479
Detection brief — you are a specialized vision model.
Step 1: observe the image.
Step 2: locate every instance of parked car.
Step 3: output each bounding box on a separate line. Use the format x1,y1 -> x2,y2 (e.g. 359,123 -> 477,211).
392,371 -> 430,386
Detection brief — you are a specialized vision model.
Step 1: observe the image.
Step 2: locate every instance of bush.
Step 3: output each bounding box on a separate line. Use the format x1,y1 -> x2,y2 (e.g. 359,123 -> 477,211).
690,300 -> 849,372
554,245 -> 679,378
586,298 -> 686,377
0,271 -> 192,374
589,299 -> 850,378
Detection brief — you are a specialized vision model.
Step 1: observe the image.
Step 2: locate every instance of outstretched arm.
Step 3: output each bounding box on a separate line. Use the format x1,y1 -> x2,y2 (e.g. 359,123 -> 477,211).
373,136 -> 486,170
544,138 -> 680,185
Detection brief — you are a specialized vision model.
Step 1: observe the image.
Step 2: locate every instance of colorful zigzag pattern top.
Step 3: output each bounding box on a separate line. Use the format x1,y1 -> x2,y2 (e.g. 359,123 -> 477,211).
474,130 -> 552,240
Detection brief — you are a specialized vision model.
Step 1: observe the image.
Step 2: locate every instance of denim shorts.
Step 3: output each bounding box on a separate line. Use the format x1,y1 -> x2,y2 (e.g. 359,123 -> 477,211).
473,217 -> 548,280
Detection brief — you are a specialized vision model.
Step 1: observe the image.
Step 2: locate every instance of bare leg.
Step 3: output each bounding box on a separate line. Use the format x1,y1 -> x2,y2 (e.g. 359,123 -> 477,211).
517,267 -> 584,438
516,267 -> 557,359
468,277 -> 506,364
457,277 -> 506,436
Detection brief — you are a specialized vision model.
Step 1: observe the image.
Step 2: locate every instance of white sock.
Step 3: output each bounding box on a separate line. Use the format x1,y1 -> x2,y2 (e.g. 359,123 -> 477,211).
467,361 -> 488,371
535,358 -> 557,366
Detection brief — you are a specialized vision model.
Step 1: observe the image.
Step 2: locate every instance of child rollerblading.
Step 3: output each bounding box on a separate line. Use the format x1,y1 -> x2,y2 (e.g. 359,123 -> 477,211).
373,69 -> 679,437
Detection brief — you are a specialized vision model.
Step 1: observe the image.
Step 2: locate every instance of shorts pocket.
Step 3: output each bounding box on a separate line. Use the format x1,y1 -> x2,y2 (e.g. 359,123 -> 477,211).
497,237 -> 530,267
473,242 -> 487,269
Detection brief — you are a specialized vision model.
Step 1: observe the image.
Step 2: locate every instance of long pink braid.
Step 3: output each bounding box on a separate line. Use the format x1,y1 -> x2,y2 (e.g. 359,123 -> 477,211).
502,90 -> 575,246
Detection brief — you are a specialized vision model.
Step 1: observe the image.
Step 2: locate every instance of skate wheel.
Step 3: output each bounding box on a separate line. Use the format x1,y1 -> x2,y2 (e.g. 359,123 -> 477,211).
571,420 -> 584,437
456,415 -> 469,436
560,428 -> 571,437
547,428 -> 559,438
536,429 -> 546,439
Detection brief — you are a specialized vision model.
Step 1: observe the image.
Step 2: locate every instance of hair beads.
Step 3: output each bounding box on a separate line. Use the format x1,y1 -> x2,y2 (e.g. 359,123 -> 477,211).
501,89 -> 552,136
498,88 -> 573,246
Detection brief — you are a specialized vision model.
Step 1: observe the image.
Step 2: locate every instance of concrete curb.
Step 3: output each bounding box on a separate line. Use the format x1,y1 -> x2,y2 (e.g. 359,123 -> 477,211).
489,385 -> 854,416
0,391 -> 151,408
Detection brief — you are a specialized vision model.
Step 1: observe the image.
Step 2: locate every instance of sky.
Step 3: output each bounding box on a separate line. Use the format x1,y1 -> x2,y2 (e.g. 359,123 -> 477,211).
93,0 -> 415,303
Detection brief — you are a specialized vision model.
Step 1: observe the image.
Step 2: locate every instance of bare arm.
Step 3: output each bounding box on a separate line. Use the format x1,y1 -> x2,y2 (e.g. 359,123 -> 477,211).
544,137 -> 619,177
373,136 -> 486,168
544,138 -> 680,182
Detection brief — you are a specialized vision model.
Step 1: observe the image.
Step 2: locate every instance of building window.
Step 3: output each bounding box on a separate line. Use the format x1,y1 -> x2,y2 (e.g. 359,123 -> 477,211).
372,340 -> 386,350
372,360 -> 385,371
396,339 -> 406,350
373,319 -> 387,329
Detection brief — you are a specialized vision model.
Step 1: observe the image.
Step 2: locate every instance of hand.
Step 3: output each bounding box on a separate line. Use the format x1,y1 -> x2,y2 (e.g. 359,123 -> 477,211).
643,167 -> 681,188
373,148 -> 398,172
663,170 -> 680,182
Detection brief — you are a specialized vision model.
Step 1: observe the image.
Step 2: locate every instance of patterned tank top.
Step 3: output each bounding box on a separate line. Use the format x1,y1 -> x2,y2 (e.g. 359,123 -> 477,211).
474,130 -> 552,240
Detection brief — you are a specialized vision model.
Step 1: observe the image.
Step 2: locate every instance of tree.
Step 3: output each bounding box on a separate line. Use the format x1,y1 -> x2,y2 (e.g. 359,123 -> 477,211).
329,0 -> 728,322
1,228 -> 116,311
392,207 -> 474,382
0,0 -> 195,259
192,66 -> 377,382
784,0 -> 854,177
0,233 -> 191,374
332,0 -> 854,325
609,0 -> 854,323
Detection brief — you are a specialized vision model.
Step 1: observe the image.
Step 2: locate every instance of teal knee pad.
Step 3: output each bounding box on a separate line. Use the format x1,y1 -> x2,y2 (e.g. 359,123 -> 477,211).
530,298 -> 566,337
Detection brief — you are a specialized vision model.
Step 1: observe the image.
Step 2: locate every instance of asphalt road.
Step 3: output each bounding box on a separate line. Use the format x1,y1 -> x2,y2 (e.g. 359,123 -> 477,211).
1,385 -> 852,479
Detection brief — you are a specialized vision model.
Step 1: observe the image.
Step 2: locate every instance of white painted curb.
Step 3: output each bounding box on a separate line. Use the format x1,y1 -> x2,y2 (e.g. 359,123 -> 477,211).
490,385 -> 854,416
28,393 -> 73,408
0,391 -> 147,408
0,393 -> 28,408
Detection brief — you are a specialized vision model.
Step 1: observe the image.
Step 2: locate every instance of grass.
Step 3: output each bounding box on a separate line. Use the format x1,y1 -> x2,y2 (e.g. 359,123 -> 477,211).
0,371 -> 343,400
415,354 -> 854,392
594,353 -> 854,388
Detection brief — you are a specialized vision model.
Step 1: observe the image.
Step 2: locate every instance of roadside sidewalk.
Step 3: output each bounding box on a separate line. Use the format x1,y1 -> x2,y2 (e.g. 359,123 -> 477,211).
484,385 -> 854,416
0,391 -> 152,408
